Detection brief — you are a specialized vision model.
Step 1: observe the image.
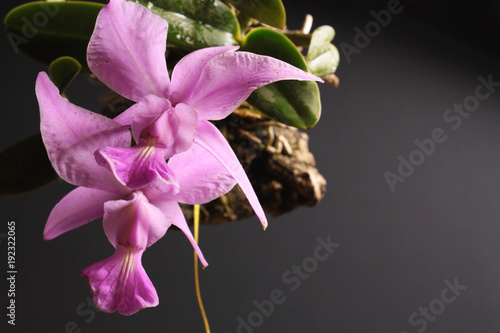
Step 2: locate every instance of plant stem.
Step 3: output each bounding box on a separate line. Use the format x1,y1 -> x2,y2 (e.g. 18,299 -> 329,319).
194,204 -> 210,333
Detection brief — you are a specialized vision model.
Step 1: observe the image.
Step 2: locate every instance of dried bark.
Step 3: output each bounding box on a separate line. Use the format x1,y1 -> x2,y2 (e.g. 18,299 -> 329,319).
182,107 -> 327,225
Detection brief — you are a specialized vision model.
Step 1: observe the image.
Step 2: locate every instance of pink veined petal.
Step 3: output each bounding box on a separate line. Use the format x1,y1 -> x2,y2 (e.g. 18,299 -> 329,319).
113,109 -> 133,127
36,72 -> 131,192
121,98 -> 197,157
149,199 -> 208,267
168,142 -> 236,205
194,120 -> 268,229
44,187 -> 124,240
169,45 -> 239,105
103,191 -> 172,248
102,193 -> 146,249
81,245 -> 158,316
127,95 -> 172,143
140,103 -> 199,158
95,145 -> 179,193
186,51 -> 323,121
145,107 -> 180,153
169,103 -> 198,155
87,0 -> 170,102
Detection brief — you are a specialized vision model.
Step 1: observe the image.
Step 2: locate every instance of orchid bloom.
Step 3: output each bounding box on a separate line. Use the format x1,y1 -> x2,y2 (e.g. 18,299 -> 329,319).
36,72 -> 237,315
86,0 -> 323,229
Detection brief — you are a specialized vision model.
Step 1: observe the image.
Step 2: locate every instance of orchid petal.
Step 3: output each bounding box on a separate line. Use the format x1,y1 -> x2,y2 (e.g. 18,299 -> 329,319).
36,72 -> 131,192
44,187 -> 124,240
118,98 -> 197,157
194,120 -> 268,228
169,103 -> 198,155
113,108 -> 133,128
149,199 -> 208,267
87,0 -> 170,101
186,51 -> 323,120
168,142 -> 236,204
102,192 -> 147,249
145,108 -> 179,152
95,145 -> 179,193
169,45 -> 239,105
125,95 -> 172,143
129,99 -> 197,157
81,245 -> 158,315
103,191 -> 172,248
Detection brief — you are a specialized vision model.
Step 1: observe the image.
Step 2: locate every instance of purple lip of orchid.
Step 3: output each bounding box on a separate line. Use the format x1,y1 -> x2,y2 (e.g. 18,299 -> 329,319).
36,72 -> 237,315
81,191 -> 160,316
86,0 -> 323,230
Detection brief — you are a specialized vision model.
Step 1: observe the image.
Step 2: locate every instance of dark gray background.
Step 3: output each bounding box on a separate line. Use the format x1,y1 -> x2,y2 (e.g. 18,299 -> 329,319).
2,0 -> 500,332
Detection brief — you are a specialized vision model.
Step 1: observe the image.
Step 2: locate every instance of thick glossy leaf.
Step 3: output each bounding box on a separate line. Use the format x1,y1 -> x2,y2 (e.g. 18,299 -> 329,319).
228,0 -> 285,29
242,28 -> 321,129
49,56 -> 82,94
0,133 -> 58,196
143,1 -> 238,50
306,25 -> 340,77
149,0 -> 239,35
4,0 -> 239,67
4,1 -> 104,70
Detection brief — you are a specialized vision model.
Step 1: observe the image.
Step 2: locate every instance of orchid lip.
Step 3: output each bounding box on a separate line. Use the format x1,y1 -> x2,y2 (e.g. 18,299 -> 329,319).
119,248 -> 136,287
137,144 -> 157,162
81,245 -> 159,315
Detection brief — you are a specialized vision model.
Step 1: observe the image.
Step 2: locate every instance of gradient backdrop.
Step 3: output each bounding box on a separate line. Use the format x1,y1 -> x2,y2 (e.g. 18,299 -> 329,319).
1,0 -> 500,332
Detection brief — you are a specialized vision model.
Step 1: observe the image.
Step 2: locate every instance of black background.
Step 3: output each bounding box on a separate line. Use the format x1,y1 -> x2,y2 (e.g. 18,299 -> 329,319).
2,0 -> 500,332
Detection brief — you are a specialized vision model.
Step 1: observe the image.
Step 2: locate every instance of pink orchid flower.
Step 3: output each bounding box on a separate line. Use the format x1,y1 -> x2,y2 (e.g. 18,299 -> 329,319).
36,72 -> 236,315
86,0 -> 323,229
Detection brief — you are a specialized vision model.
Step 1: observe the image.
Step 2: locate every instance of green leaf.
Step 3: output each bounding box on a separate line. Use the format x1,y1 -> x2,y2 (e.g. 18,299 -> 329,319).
49,56 -> 82,94
0,133 -> 58,197
306,25 -> 339,77
242,28 -> 321,129
227,0 -> 285,29
149,0 -> 240,36
4,0 -> 239,68
4,1 -> 104,70
142,0 -> 238,50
